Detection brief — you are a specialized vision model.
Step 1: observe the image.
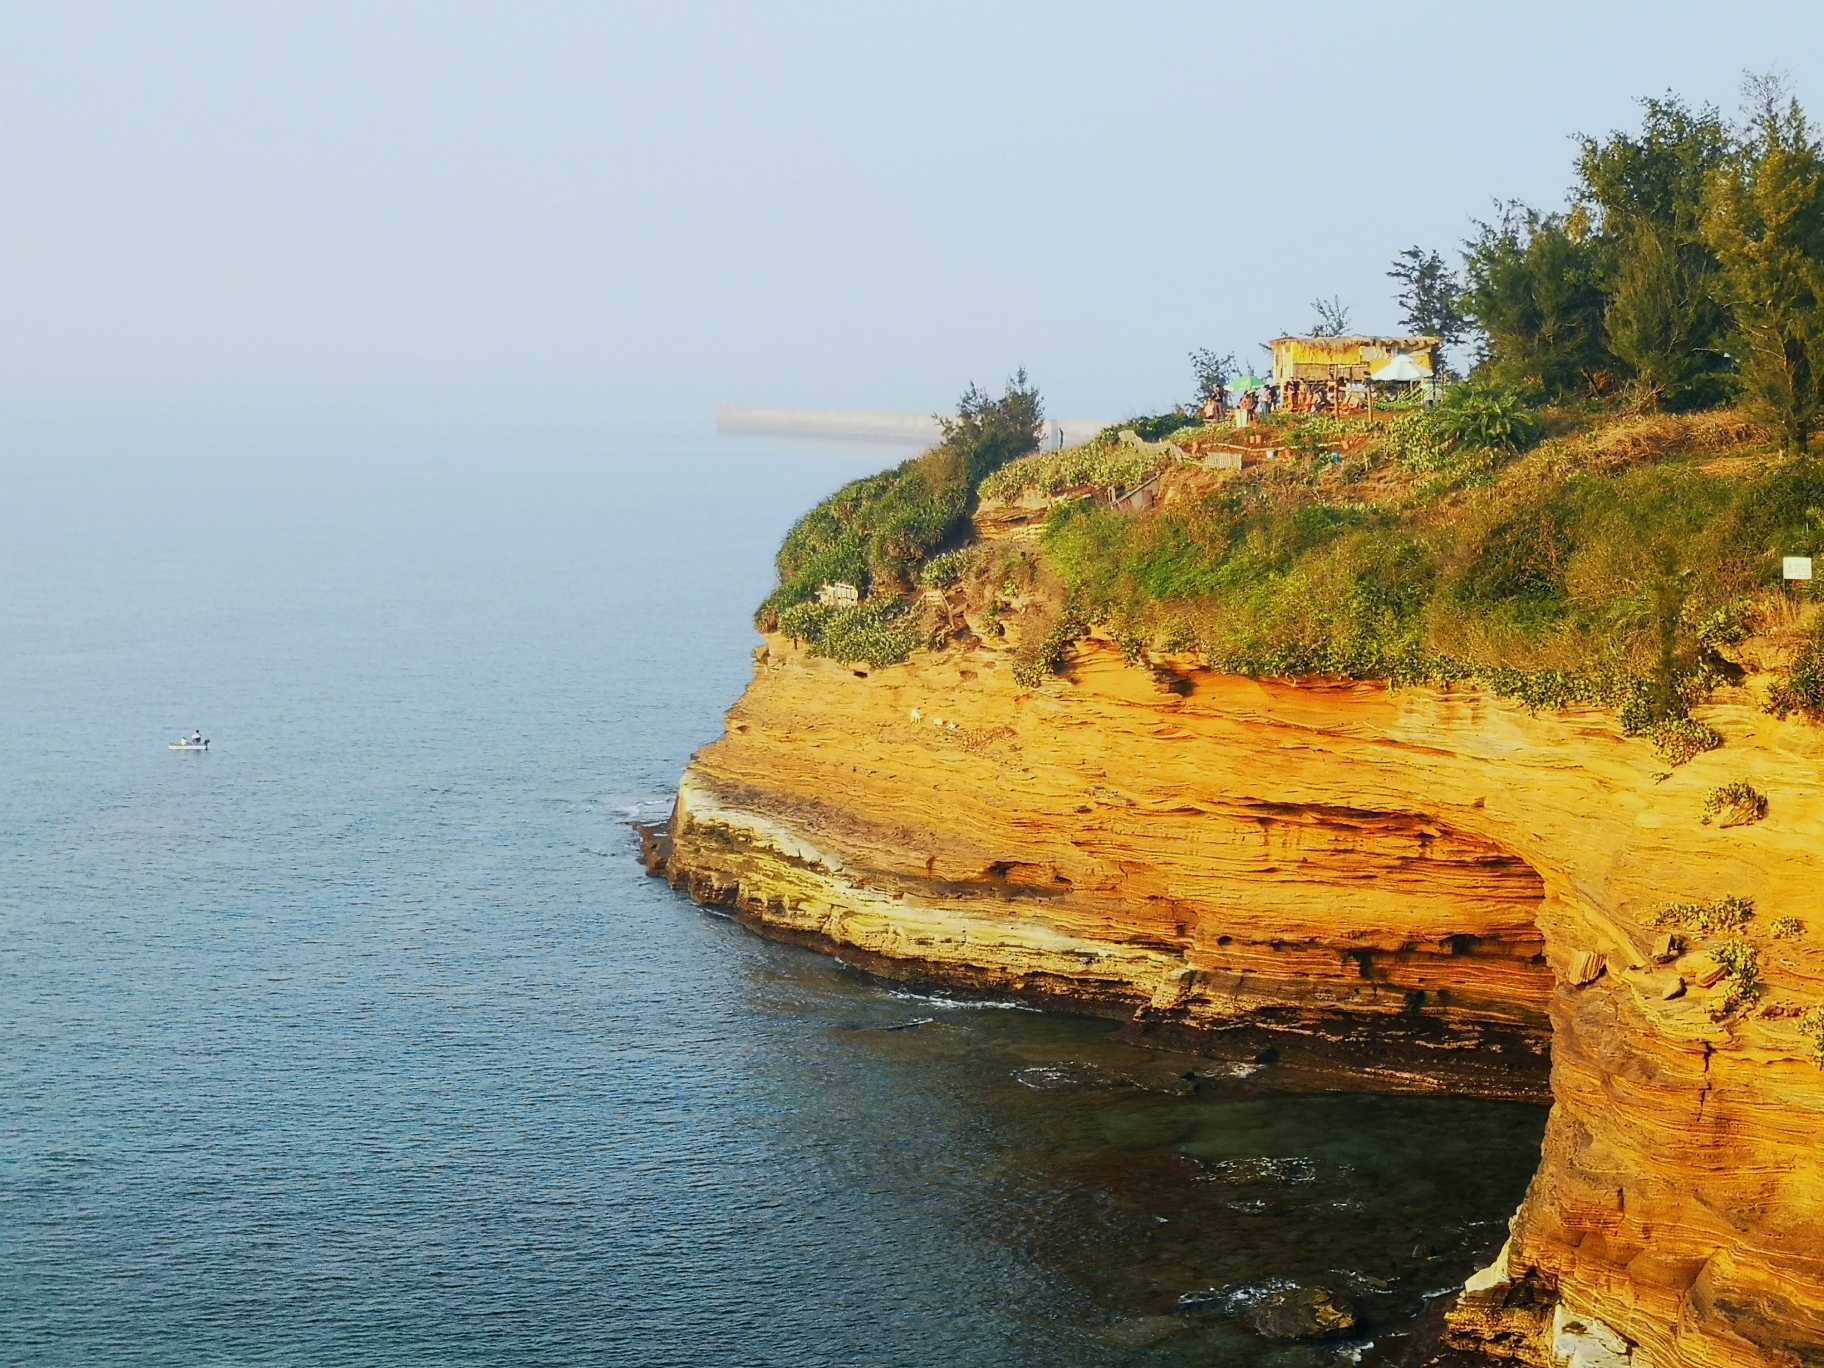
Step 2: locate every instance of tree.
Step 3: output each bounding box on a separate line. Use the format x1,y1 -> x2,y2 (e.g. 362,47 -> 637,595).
1388,247 -> 1468,346
1310,296 -> 1352,337
1189,348 -> 1237,404
928,369 -> 1044,485
1702,76 -> 1824,452
1461,202 -> 1612,397
1577,96 -> 1731,409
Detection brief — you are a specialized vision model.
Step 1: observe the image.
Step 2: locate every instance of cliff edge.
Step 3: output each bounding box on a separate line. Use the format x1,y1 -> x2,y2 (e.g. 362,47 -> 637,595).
650,634 -> 1824,1368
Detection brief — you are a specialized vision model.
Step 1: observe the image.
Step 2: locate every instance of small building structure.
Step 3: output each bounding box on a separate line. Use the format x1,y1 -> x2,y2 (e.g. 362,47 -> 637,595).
1108,470 -> 1162,514
1268,334 -> 1441,386
816,581 -> 859,608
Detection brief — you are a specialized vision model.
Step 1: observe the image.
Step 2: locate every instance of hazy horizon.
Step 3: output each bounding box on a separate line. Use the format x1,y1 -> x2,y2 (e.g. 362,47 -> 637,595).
4,3 -> 1824,449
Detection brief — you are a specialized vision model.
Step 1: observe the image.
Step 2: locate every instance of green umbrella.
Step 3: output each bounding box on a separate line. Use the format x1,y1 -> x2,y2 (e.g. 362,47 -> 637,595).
1228,375 -> 1267,391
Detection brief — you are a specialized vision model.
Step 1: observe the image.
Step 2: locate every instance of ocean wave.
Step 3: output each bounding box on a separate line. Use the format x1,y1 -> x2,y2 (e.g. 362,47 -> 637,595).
1187,1060 -> 1264,1080
888,989 -> 1036,1012
1011,1062 -> 1142,1092
1196,1156 -> 1322,1185
1176,1276 -> 1302,1312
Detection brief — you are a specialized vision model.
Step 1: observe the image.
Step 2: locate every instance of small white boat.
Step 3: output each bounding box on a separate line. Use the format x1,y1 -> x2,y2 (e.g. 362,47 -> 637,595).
169,736 -> 210,751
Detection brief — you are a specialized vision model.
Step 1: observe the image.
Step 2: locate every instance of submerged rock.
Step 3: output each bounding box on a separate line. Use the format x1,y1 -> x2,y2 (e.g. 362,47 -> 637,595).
1243,1285 -> 1358,1340
1179,1280 -> 1358,1341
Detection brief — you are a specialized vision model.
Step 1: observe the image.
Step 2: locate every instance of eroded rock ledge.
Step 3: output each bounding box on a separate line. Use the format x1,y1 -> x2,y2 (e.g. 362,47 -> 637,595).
650,634 -> 1824,1368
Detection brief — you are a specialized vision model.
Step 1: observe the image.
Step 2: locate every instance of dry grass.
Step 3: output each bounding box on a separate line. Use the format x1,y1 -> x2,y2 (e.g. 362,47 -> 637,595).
1580,409 -> 1774,471
1733,592 -> 1822,674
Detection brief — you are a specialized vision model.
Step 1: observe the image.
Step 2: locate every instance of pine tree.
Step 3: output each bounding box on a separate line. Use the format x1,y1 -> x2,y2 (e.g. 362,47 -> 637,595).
1188,348 -> 1236,405
1387,247 -> 1467,347
1309,297 -> 1351,337
1702,78 -> 1824,452
1579,97 -> 1731,410
1461,203 -> 1611,397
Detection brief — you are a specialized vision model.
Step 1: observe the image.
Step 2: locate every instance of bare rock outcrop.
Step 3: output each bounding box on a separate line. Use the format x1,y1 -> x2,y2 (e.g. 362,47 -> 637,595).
652,634 -> 1824,1367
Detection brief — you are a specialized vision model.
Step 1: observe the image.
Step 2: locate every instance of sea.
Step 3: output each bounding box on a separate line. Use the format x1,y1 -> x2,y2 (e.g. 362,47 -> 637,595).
0,427 -> 1546,1366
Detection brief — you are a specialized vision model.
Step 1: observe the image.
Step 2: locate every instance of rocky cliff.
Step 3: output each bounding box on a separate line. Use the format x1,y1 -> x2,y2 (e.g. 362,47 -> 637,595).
649,632 -> 1824,1368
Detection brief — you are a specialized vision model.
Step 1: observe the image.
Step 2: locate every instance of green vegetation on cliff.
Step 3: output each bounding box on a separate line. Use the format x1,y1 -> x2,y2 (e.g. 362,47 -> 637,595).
1030,410 -> 1818,726
750,85 -> 1824,733
754,374 -> 1041,631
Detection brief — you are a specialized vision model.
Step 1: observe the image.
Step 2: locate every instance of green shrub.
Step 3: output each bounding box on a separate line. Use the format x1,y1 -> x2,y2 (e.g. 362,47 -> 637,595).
1709,938 -> 1762,1017
756,375 -> 1042,629
1649,893 -> 1754,934
758,463 -> 964,628
1380,385 -> 1540,476
776,599 -> 921,669
1430,383 -> 1542,452
1382,410 -> 1453,471
1647,717 -> 1724,765
999,420 -> 1824,741
979,436 -> 1179,502
918,547 -> 978,588
1701,780 -> 1768,825
1692,599 -> 1755,648
1011,610 -> 1088,687
1764,622 -> 1824,720
1798,1005 -> 1824,1067
1280,413 -> 1376,461
1771,915 -> 1804,939
1111,624 -> 1148,665
755,348 -> 1824,723
1469,663 -> 1646,717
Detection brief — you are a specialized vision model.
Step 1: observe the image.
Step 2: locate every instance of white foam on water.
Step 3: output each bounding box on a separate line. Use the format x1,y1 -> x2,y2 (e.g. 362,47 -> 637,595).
888,988 -> 1037,1012
1198,1156 -> 1321,1185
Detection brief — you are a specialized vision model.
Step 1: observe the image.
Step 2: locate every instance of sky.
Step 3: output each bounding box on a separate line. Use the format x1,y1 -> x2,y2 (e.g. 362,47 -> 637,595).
3,1 -> 1824,445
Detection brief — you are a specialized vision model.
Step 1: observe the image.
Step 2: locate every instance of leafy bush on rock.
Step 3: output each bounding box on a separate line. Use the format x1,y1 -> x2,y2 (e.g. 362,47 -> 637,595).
1649,894 -> 1754,935
1764,621 -> 1824,721
1709,938 -> 1763,1018
1701,780 -> 1767,826
777,599 -> 922,669
1011,611 -> 1088,688
1647,717 -> 1724,766
979,436 -> 1180,503
1799,1005 -> 1824,1067
918,547 -> 978,588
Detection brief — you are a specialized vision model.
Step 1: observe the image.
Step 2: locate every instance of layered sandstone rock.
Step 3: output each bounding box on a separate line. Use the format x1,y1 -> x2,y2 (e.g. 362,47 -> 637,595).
651,632 -> 1824,1368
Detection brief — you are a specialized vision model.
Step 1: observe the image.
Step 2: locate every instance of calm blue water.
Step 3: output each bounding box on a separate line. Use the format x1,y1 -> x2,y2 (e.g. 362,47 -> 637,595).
1,430 -> 1546,1366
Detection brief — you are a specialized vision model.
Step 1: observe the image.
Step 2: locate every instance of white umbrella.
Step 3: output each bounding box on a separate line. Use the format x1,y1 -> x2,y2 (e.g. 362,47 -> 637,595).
1371,352 -> 1430,382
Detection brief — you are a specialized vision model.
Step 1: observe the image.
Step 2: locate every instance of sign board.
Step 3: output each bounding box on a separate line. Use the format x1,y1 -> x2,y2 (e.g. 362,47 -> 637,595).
1783,556 -> 1814,581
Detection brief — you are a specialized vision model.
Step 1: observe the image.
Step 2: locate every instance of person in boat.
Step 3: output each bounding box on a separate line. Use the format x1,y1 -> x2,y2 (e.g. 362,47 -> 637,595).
191,729 -> 203,745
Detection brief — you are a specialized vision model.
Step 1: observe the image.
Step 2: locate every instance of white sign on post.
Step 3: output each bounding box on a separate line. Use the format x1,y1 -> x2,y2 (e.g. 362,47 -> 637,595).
1783,556 -> 1814,581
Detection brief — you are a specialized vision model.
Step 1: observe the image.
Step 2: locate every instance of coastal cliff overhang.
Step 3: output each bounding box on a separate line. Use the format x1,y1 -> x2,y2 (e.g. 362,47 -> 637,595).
654,634 -> 1824,1368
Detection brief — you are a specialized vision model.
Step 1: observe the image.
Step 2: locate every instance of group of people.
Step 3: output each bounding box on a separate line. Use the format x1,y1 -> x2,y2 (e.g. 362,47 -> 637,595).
1197,376 -> 1373,426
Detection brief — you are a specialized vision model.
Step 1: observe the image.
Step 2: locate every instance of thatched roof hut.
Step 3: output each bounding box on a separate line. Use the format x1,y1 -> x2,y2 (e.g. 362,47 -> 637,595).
1268,335 -> 1440,385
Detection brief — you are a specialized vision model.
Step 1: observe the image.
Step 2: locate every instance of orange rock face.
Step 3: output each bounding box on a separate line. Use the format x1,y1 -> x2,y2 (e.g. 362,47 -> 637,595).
653,634 -> 1824,1367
